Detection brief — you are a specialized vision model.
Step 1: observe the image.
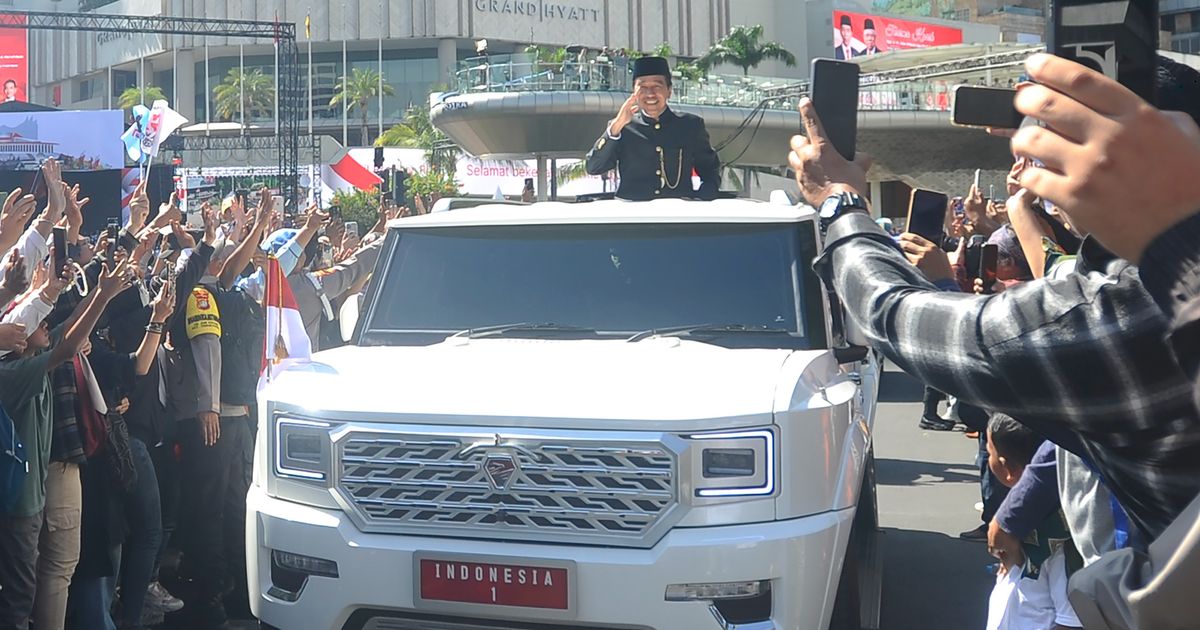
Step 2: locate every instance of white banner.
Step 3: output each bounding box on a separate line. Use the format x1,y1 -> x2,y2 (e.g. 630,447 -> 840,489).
346,148 -> 610,198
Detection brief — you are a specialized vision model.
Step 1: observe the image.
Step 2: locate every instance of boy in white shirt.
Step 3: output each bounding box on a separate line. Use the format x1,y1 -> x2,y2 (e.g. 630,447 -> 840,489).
986,413 -> 1083,630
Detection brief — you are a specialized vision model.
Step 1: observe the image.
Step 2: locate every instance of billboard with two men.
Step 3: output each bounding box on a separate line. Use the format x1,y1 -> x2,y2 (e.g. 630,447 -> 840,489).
832,9 -> 963,58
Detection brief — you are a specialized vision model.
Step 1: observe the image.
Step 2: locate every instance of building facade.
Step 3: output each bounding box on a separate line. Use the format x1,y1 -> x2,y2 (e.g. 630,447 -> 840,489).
23,0 -> 997,146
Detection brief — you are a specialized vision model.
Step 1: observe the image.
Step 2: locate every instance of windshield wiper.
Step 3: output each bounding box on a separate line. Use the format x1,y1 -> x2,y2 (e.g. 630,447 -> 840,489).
449,322 -> 600,339
626,323 -> 791,342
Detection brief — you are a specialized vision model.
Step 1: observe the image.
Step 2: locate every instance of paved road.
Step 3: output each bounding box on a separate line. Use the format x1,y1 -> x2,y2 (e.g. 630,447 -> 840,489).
875,363 -> 993,629
196,363 -> 995,630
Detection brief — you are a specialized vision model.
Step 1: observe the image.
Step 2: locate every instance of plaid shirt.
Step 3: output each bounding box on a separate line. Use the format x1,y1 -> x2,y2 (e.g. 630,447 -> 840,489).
814,212 -> 1200,539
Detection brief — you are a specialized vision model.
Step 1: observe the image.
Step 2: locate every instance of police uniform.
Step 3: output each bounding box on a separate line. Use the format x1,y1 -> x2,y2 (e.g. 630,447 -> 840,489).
584,57 -> 721,201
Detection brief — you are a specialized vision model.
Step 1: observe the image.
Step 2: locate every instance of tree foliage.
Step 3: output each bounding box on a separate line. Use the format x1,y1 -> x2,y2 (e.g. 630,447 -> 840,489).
696,25 -> 797,76
213,67 -> 275,121
330,67 -> 395,146
375,105 -> 460,176
117,85 -> 167,109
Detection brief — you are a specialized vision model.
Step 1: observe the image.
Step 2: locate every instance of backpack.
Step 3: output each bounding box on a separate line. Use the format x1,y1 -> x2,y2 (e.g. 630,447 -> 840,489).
0,403 -> 27,513
214,286 -> 265,407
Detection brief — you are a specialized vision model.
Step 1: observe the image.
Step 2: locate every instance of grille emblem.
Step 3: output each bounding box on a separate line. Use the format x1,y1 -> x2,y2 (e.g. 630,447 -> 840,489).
483,453 -> 518,491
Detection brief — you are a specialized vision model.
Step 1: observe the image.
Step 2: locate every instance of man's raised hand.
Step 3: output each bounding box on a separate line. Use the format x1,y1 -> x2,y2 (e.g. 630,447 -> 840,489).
789,98 -> 872,207
610,88 -> 641,135
1011,53 -> 1200,262
0,322 -> 26,353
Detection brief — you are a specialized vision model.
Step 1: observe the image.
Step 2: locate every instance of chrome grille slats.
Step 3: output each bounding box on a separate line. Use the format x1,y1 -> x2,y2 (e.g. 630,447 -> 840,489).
334,429 -> 681,547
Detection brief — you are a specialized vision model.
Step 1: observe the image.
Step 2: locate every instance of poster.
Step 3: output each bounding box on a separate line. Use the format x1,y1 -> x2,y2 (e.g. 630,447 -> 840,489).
0,14 -> 27,103
833,10 -> 963,58
0,110 -> 125,170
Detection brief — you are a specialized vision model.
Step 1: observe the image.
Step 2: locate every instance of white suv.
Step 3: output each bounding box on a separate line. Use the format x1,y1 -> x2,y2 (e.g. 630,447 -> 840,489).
249,198 -> 882,630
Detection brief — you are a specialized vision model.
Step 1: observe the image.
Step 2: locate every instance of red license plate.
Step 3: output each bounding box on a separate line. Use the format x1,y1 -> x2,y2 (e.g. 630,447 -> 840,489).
419,558 -> 569,610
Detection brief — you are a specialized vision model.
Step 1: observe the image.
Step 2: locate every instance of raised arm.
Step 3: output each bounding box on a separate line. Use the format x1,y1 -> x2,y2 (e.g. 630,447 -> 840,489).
134,278 -> 174,376
219,188 -> 272,290
47,259 -> 130,370
33,159 -> 67,239
0,188 -> 36,255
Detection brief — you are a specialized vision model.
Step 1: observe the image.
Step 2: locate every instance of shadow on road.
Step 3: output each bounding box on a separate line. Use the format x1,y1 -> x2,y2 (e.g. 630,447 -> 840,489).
878,369 -> 927,403
875,457 -> 980,486
880,527 -> 992,630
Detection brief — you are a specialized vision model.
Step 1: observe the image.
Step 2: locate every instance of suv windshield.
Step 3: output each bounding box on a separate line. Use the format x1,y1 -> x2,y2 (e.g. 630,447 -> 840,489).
361,222 -> 825,349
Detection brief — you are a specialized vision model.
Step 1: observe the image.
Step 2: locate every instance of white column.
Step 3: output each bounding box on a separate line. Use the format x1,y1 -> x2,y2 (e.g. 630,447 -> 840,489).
869,180 -> 883,219
174,49 -> 196,121
437,38 -> 457,87
536,156 -> 548,202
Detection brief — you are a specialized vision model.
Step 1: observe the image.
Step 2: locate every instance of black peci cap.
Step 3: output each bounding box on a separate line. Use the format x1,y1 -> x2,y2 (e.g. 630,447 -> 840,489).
632,56 -> 672,85
840,14 -> 852,26
864,18 -> 876,30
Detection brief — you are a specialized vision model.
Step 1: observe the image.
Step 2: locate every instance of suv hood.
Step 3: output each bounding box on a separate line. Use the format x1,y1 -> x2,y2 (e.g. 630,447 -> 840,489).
261,338 -> 825,426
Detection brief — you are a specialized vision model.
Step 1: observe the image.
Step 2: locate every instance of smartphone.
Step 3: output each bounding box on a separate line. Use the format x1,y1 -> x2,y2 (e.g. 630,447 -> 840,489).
29,163 -> 45,201
952,86 -> 1023,129
952,196 -> 965,217
52,226 -> 68,278
327,204 -> 342,222
105,219 -> 119,262
345,221 -> 360,239
1048,0 -> 1157,101
906,188 -> 949,243
809,58 -> 860,161
979,243 -> 999,294
973,169 -> 981,191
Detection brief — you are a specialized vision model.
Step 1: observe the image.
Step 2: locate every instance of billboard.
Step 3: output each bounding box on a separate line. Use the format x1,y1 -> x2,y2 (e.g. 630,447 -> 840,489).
0,110 -> 125,171
833,10 -> 963,57
0,15 -> 27,103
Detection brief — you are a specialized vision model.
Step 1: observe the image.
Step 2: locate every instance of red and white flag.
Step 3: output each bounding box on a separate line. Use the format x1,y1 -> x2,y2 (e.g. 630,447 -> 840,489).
262,256 -> 310,381
320,150 -> 383,197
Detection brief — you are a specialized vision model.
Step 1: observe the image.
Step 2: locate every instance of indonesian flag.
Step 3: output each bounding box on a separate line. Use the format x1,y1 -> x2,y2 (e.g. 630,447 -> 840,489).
320,150 -> 383,198
262,257 -> 310,380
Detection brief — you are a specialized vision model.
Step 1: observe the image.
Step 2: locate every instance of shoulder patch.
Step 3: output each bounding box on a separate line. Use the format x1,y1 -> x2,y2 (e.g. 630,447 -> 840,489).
185,286 -> 222,339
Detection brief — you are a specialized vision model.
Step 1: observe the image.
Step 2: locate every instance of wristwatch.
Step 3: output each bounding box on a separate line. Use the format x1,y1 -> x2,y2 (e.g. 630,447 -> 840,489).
818,191 -> 870,232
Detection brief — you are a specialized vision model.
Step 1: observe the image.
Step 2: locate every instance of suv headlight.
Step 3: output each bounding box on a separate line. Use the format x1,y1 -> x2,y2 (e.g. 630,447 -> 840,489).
274,417 -> 333,482
687,429 -> 775,498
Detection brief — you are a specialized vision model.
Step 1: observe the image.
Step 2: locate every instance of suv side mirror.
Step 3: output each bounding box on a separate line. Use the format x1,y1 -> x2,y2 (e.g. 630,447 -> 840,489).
340,293 -> 364,343
833,345 -> 869,364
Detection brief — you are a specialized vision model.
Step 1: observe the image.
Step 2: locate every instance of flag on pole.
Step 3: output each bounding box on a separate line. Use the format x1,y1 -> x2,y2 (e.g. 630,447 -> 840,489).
120,100 -> 188,163
262,256 -> 311,381
305,13 -> 312,39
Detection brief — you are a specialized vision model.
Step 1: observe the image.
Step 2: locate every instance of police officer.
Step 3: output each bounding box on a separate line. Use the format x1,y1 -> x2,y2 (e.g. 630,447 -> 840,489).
585,56 -> 720,201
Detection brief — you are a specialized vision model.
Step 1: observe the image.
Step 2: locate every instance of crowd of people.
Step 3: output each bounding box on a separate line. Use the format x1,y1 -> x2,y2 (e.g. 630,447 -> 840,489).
1,48 -> 1198,630
0,163 -> 394,629
790,52 -> 1200,629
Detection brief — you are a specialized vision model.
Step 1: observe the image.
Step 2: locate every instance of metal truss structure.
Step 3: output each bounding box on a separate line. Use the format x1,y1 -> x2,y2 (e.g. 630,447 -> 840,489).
0,9 -> 302,208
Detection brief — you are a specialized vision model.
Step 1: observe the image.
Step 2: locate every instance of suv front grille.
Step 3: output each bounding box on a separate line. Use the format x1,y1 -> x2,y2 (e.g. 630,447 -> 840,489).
334,429 -> 680,547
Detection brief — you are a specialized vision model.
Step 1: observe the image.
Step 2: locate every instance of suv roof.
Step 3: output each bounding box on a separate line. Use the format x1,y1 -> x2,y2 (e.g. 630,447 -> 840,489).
388,198 -> 815,229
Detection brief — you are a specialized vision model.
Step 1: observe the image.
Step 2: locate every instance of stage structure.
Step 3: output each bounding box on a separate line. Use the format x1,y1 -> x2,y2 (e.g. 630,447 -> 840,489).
0,9 -> 302,208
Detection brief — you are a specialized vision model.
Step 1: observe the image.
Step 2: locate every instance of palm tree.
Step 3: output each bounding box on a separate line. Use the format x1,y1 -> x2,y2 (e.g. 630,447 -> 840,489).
374,122 -> 419,148
696,25 -> 797,76
376,105 -> 459,175
330,67 -> 395,146
212,67 -> 276,123
117,85 -> 167,109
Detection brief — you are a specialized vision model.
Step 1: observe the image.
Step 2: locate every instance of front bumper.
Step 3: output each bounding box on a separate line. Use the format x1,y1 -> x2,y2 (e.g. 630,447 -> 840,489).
248,486 -> 854,630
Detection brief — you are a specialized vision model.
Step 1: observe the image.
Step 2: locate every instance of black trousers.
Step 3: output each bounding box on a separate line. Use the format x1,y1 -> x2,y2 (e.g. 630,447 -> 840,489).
178,415 -> 254,602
